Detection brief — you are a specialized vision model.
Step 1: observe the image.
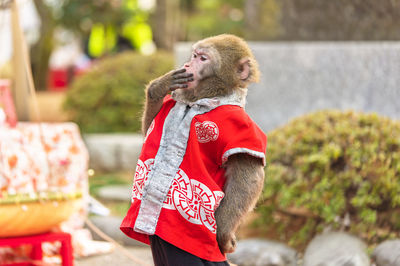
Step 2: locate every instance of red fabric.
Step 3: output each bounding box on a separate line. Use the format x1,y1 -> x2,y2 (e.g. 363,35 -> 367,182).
48,69 -> 68,91
0,232 -> 73,266
121,96 -> 266,261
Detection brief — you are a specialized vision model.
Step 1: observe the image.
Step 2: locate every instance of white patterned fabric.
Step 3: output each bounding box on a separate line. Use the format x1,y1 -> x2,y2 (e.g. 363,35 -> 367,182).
0,122 -> 88,195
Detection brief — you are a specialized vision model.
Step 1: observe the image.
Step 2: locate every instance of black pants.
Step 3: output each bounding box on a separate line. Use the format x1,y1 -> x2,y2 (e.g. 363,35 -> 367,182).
149,235 -> 230,266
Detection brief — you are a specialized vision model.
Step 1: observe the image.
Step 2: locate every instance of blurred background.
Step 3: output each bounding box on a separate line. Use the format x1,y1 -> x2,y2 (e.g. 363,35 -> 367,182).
1,0 -> 400,265
2,0 -> 400,97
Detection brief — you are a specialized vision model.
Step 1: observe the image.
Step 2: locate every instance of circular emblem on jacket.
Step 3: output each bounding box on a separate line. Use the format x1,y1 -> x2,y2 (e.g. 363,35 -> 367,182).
195,121 -> 219,143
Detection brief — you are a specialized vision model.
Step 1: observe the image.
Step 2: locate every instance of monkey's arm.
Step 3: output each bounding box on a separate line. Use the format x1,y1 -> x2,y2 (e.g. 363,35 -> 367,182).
142,78 -> 168,135
142,69 -> 194,135
215,153 -> 265,254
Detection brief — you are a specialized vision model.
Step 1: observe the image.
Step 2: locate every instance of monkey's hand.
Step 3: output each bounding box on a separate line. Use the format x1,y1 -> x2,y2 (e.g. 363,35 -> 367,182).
147,68 -> 193,102
142,68 -> 194,135
216,229 -> 237,254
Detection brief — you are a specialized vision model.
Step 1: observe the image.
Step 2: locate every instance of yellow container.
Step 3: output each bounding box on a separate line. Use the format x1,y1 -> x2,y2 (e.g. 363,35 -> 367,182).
0,198 -> 82,237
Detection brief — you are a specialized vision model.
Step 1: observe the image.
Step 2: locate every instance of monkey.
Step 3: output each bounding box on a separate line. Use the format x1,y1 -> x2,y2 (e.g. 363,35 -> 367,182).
121,34 -> 266,265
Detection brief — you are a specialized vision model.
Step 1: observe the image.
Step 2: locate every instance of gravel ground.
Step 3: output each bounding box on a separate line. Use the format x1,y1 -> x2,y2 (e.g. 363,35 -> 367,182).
75,246 -> 154,266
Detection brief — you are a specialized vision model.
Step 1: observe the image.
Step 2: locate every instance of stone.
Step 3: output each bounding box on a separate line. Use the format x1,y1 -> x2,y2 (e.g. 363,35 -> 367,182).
372,239 -> 400,266
227,238 -> 298,266
303,232 -> 370,266
88,216 -> 146,247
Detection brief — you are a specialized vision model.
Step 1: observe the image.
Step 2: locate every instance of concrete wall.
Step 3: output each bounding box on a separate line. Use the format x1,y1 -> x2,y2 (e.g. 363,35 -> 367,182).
84,134 -> 143,172
175,42 -> 400,132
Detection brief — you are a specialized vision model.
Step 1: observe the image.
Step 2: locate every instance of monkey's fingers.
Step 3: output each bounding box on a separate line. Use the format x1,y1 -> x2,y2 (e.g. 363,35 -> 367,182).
229,237 -> 237,252
172,68 -> 187,75
173,72 -> 193,79
169,83 -> 188,90
174,77 -> 194,84
217,232 -> 237,254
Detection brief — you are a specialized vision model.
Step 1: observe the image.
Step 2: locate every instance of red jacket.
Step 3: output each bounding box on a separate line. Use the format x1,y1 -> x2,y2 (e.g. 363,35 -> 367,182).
121,94 -> 266,261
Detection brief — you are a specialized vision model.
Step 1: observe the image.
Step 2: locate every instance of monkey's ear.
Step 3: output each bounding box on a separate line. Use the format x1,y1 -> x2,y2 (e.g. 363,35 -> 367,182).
238,58 -> 251,81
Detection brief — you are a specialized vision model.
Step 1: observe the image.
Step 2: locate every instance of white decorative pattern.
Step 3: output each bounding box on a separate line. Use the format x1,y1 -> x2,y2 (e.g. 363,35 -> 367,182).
132,159 -> 224,233
195,121 -> 219,143
131,159 -> 154,201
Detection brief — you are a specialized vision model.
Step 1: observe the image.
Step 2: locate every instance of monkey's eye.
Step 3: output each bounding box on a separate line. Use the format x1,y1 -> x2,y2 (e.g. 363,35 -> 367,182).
200,55 -> 207,61
192,53 -> 197,59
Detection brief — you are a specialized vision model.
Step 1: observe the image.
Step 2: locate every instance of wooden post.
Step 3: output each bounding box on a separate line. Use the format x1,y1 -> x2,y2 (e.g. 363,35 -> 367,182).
10,0 -> 31,121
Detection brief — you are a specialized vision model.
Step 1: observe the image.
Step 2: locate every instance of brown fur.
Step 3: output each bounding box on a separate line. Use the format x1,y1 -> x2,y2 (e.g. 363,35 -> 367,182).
193,34 -> 260,89
141,34 -> 264,254
142,73 -> 171,135
215,154 -> 265,253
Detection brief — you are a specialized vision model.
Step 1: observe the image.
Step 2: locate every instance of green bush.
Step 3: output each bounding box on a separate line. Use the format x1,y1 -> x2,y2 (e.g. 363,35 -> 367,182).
64,51 -> 174,133
256,110 -> 400,248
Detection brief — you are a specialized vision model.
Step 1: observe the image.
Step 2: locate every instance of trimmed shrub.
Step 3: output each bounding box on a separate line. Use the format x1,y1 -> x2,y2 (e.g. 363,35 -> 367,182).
256,110 -> 400,248
64,51 -> 174,133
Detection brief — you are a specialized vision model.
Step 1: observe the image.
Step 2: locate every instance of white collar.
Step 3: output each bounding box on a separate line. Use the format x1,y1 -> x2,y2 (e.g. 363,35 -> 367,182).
171,88 -> 247,109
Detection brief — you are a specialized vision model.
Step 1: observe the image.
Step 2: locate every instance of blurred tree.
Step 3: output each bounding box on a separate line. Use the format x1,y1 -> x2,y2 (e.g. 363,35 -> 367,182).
279,0 -> 400,40
179,0 -> 280,41
58,0 -> 154,56
30,0 -> 55,91
244,0 -> 281,40
151,0 -> 180,51
57,0 -> 130,37
30,0 -> 155,90
181,0 -> 400,42
181,0 -> 246,41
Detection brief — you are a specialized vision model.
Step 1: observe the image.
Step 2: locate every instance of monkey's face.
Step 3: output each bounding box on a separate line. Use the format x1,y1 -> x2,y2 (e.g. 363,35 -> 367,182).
177,34 -> 260,102
183,46 -> 221,92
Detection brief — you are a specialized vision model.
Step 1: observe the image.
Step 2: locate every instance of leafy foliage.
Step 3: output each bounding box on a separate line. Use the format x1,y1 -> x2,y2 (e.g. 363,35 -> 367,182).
256,110 -> 400,248
64,51 -> 174,133
57,0 -> 141,35
182,0 -> 246,40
